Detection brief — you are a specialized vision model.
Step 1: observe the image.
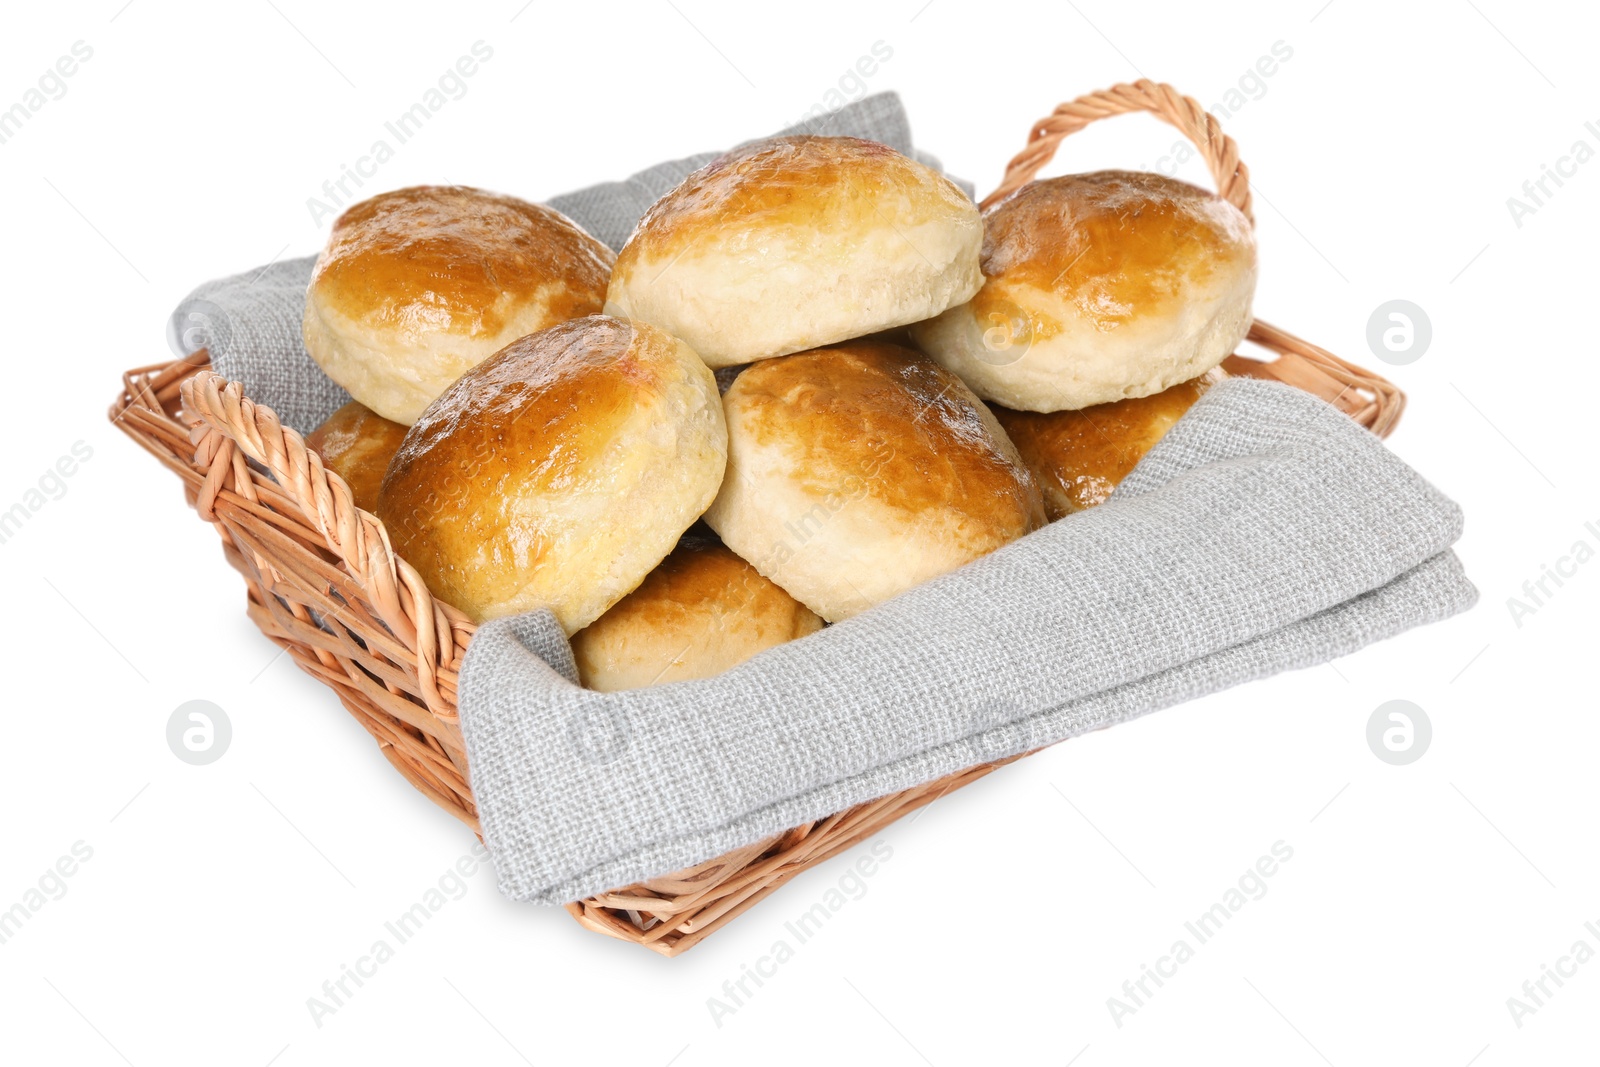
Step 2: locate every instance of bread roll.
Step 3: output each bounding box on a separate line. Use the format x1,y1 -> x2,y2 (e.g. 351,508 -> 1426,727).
571,533 -> 824,692
912,171 -> 1255,412
605,136 -> 982,369
994,367 -> 1227,520
304,185 -> 614,425
304,401 -> 407,514
377,316 -> 727,631
704,341 -> 1044,622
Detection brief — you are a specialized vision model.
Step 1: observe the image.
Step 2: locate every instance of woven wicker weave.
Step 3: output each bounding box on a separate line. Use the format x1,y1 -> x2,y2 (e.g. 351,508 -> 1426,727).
110,80 -> 1404,955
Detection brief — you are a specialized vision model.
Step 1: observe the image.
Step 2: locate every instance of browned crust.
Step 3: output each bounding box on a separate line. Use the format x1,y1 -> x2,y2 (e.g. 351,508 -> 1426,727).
571,537 -> 824,690
311,185 -> 615,338
975,171 -> 1254,339
728,340 -> 1045,536
304,401 -> 408,514
376,316 -> 683,616
614,136 -> 971,272
993,367 -> 1227,519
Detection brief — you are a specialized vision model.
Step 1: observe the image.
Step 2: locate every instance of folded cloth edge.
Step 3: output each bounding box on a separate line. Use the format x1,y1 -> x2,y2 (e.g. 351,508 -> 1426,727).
456,379 -> 1478,904
470,549 -> 1474,903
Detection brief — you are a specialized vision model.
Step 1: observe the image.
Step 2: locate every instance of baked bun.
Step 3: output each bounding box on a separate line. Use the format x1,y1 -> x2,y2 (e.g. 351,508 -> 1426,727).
704,341 -> 1045,622
995,367 -> 1227,520
304,401 -> 408,514
571,533 -> 824,692
304,186 -> 614,425
377,316 -> 726,631
911,171 -> 1255,412
605,136 -> 982,369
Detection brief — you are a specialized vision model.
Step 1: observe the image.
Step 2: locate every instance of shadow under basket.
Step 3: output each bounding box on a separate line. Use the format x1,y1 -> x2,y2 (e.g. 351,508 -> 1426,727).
111,79 -> 1405,956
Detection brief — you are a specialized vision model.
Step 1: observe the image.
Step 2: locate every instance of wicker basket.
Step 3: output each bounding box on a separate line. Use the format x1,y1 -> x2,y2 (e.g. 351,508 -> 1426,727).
110,80 -> 1404,956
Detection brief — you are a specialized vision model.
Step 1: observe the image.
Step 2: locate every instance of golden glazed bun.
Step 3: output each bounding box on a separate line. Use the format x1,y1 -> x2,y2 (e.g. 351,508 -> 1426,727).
376,316 -> 727,632
704,341 -> 1045,622
570,534 -> 824,692
912,171 -> 1256,412
605,136 -> 982,369
303,185 -> 615,425
995,367 -> 1227,520
304,401 -> 408,514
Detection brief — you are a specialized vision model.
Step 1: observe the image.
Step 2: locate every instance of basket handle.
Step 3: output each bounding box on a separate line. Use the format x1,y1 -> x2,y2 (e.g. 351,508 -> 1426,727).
976,80 -> 1407,436
979,78 -> 1252,222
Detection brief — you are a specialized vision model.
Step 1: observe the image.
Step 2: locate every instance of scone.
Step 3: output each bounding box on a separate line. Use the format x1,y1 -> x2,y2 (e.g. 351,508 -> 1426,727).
377,316 -> 726,631
912,171 -> 1255,412
606,136 -> 982,368
571,533 -> 824,691
704,340 -> 1044,621
994,367 -> 1227,520
304,401 -> 407,514
303,185 -> 614,424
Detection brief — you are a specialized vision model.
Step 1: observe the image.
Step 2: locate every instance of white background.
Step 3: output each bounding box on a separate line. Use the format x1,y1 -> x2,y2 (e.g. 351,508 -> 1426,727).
1,1 -> 1595,1063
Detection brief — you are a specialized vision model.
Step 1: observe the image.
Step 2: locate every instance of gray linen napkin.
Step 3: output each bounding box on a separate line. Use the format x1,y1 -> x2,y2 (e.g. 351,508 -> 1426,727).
166,256 -> 345,433
165,91 -> 969,434
456,378 -> 1478,905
